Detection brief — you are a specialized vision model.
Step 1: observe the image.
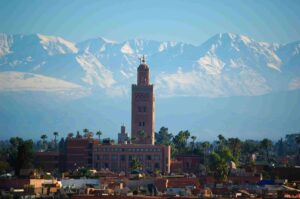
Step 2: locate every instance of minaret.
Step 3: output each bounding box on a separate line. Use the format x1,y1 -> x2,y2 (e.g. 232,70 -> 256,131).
131,56 -> 155,145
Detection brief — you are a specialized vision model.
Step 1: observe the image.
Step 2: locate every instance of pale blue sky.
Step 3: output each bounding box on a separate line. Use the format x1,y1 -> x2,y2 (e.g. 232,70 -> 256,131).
0,0 -> 299,44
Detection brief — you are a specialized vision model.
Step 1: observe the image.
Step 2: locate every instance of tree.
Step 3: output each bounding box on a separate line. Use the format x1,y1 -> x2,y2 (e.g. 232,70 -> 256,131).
53,132 -> 59,150
173,130 -> 191,154
96,130 -> 102,142
260,138 -> 273,162
201,141 -> 211,167
83,128 -> 93,139
8,138 -> 34,176
217,134 -> 227,150
130,157 -> 142,171
191,136 -> 197,151
209,152 -> 228,182
228,138 -> 242,162
131,137 -> 136,143
40,134 -> 48,150
241,140 -> 260,164
67,132 -> 74,138
295,135 -> 300,156
155,126 -> 173,145
58,138 -> 65,152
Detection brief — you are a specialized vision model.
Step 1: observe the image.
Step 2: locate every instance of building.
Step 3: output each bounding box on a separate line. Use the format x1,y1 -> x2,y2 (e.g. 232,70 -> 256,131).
93,144 -> 170,173
131,56 -> 155,145
62,57 -> 171,174
92,58 -> 170,173
174,154 -> 203,174
35,151 -> 60,172
65,138 -> 99,170
118,125 -> 129,144
34,57 -> 171,174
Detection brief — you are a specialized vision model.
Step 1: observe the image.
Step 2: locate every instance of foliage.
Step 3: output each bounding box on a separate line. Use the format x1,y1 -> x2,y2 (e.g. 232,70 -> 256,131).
173,130 -> 190,154
155,126 -> 173,145
130,157 -> 142,171
209,152 -> 228,182
8,137 -> 34,176
96,130 -> 102,142
260,138 -> 273,161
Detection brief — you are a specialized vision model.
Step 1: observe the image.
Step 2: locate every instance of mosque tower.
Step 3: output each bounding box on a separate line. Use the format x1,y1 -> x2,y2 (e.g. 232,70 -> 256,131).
131,56 -> 155,145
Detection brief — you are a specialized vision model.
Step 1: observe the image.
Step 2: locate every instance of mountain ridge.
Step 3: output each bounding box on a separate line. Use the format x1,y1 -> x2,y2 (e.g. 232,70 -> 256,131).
0,32 -> 300,98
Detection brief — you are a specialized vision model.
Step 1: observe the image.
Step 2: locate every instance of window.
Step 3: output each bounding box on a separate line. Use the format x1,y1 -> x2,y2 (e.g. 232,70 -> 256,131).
111,155 -> 118,161
103,155 -> 109,160
153,155 -> 160,160
139,122 -> 145,127
104,163 -> 109,168
138,106 -> 147,112
120,155 -> 126,161
154,163 -> 160,169
146,155 -> 152,161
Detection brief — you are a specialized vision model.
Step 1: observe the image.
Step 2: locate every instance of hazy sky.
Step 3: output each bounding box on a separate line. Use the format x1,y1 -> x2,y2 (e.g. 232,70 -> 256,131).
0,0 -> 299,44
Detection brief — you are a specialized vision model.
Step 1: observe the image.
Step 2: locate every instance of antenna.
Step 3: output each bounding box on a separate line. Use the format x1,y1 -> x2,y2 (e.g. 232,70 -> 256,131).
142,55 -> 146,63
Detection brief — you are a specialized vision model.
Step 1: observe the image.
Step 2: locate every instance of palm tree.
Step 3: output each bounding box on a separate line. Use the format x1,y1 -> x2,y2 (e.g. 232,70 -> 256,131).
191,136 -> 197,150
83,128 -> 93,138
201,141 -> 210,169
83,128 -> 89,137
67,132 -> 74,139
130,157 -> 142,171
96,130 -> 102,142
41,134 -> 47,150
228,138 -> 241,159
260,138 -> 273,162
53,132 -> 58,150
131,137 -> 136,144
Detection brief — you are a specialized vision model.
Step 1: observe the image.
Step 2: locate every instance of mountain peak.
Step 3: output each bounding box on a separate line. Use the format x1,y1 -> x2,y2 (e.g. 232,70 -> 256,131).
37,33 -> 78,55
98,36 -> 118,44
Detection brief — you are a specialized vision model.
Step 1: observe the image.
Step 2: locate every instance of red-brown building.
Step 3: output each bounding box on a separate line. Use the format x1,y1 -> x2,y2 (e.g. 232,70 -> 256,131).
61,58 -> 171,174
174,154 -> 202,174
35,151 -> 60,171
93,143 -> 170,174
131,56 -> 155,145
65,138 -> 99,170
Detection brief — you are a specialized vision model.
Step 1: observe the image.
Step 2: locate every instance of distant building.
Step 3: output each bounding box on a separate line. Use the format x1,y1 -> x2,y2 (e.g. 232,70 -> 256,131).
60,57 -> 171,174
131,56 -> 155,145
174,154 -> 203,174
64,138 -> 99,170
118,125 -> 129,144
93,58 -> 170,173
35,151 -> 60,172
94,143 -> 170,173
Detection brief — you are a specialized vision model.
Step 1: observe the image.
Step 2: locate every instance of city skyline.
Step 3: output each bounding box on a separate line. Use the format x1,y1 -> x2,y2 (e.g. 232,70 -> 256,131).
0,0 -> 300,141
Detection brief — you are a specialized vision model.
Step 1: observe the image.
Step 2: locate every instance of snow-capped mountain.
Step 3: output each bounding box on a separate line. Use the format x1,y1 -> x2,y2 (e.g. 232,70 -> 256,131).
0,32 -> 300,98
1,32 -> 300,139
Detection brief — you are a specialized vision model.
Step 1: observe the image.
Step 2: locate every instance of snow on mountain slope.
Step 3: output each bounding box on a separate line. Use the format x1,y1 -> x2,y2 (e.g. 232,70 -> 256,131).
0,71 -> 86,93
0,33 -> 13,57
0,32 -> 300,98
76,53 -> 116,88
120,42 -> 134,54
37,34 -> 78,55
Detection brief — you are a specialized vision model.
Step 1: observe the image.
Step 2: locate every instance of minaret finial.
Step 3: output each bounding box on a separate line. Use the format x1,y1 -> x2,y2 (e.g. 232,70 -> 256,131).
142,55 -> 146,63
